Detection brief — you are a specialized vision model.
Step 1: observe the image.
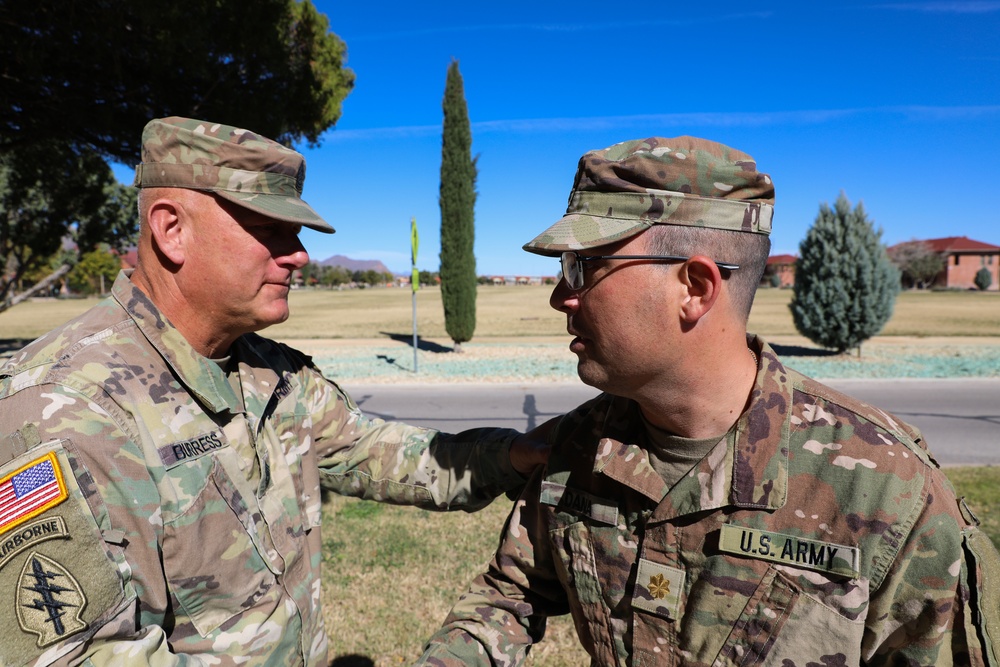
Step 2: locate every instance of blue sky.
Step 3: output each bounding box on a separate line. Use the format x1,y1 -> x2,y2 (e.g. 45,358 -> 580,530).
130,2 -> 1000,277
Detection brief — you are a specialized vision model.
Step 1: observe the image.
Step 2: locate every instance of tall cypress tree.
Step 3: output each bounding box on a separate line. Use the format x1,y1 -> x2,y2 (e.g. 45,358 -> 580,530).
439,60 -> 477,351
790,192 -> 899,353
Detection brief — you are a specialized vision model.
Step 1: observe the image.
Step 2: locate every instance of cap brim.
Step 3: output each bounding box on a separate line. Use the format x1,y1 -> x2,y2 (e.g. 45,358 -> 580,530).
522,214 -> 651,256
216,191 -> 335,234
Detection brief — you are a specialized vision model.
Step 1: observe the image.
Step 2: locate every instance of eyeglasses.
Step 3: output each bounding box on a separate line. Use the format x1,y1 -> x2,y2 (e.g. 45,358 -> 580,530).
559,250 -> 740,290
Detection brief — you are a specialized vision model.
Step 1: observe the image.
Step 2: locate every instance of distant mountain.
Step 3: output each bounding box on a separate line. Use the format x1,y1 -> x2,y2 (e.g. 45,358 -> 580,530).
317,254 -> 392,274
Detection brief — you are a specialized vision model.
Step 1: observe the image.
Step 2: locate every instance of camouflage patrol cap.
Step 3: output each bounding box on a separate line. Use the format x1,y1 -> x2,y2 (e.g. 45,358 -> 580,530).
523,136 -> 773,255
133,117 -> 334,234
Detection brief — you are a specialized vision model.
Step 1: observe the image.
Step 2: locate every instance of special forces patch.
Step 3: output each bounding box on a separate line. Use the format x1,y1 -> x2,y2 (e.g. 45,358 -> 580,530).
16,552 -> 88,647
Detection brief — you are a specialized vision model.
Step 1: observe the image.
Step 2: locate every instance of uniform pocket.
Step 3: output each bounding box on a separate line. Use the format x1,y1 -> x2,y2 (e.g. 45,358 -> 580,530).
162,458 -> 275,637
713,566 -> 798,667
712,566 -> 866,667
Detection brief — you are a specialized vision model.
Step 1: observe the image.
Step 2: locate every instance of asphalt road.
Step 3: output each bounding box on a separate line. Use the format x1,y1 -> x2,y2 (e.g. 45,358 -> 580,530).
342,378 -> 1000,466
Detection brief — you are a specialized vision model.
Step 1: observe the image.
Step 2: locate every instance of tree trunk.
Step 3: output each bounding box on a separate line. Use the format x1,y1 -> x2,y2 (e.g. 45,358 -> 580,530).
0,263 -> 72,314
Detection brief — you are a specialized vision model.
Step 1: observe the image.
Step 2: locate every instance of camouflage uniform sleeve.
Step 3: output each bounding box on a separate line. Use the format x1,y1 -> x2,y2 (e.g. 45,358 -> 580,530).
0,384 -> 193,666
416,468 -> 569,666
864,467 -> 1000,666
304,367 -> 526,511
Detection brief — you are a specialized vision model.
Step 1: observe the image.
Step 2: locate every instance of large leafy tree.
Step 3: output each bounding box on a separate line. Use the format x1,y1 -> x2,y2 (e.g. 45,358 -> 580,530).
887,240 -> 945,289
438,60 -> 477,351
0,145 -> 137,310
68,247 -> 124,297
0,0 -> 354,162
0,0 -> 353,311
790,193 -> 899,353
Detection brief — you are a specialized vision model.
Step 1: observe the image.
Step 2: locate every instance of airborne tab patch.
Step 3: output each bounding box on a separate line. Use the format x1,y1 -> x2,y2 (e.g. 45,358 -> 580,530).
719,524 -> 860,578
0,453 -> 68,537
0,516 -> 70,570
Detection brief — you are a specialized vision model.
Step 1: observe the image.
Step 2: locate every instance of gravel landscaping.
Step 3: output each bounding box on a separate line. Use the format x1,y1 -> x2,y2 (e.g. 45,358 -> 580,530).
296,337 -> 1000,385
4,334 -> 996,384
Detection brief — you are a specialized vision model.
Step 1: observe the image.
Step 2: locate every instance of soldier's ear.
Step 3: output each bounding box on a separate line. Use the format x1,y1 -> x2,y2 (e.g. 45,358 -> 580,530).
677,256 -> 723,323
145,197 -> 188,267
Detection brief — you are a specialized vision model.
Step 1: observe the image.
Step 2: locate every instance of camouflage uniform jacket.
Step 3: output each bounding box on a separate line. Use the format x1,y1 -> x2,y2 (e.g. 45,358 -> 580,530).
0,271 -> 524,667
420,338 -> 1000,666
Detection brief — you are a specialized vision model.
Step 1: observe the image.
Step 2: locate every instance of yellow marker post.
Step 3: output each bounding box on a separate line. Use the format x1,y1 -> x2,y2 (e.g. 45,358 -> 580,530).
410,217 -> 419,373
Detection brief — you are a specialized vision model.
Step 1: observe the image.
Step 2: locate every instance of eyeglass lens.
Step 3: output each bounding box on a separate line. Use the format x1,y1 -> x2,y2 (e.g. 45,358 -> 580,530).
560,253 -> 582,289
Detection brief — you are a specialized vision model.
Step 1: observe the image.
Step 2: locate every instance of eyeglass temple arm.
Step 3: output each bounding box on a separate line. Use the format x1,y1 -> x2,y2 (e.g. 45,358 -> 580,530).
577,254 -> 740,271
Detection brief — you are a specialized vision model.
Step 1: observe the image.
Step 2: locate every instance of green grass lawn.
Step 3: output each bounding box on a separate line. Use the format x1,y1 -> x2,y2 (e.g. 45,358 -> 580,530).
945,466 -> 1000,545
320,465 -> 1000,667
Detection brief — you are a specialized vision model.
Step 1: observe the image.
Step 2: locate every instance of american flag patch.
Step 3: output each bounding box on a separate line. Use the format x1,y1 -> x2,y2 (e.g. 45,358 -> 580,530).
0,452 -> 68,536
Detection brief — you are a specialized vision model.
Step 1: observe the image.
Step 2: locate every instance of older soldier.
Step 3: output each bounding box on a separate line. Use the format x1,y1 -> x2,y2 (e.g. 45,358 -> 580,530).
418,137 -> 1000,666
0,117 -> 544,665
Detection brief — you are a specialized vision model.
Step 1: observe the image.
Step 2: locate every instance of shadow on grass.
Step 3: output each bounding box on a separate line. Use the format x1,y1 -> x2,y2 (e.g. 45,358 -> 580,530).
771,343 -> 839,358
375,353 -> 411,373
379,331 -> 452,353
0,339 -> 27,358
330,655 -> 375,667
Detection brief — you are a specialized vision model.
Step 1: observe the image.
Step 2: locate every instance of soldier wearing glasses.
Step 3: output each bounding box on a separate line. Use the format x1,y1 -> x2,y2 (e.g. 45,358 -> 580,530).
418,137 -> 999,666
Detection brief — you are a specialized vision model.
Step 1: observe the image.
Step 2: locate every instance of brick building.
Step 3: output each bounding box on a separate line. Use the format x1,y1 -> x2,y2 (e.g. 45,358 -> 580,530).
763,254 -> 797,288
909,236 -> 999,291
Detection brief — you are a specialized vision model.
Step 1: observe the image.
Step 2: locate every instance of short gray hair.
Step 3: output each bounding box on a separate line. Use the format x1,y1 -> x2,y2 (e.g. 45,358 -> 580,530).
644,225 -> 770,321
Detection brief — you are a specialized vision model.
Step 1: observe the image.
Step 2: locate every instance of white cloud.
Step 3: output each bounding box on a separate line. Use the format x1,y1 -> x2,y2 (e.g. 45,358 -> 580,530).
348,13 -> 774,41
875,1 -> 1000,12
322,106 -> 1000,142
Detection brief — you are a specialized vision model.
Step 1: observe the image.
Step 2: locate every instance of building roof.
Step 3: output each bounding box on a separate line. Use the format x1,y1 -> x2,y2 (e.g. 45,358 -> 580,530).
115,248 -> 139,269
916,236 -> 1000,253
767,254 -> 797,265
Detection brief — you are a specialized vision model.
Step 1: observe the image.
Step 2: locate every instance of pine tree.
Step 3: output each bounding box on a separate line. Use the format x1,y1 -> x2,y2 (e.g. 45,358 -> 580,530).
439,60 -> 477,351
790,193 -> 899,353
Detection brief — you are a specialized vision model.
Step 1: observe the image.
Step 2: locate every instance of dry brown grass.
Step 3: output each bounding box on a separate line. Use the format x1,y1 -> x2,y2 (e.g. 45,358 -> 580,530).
0,297 -> 102,341
747,288 -> 1000,338
5,285 -> 997,343
271,285 -> 566,340
879,289 -> 1000,336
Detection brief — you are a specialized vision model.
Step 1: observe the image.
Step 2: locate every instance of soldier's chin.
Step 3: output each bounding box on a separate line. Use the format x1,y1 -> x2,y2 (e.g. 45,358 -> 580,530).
252,304 -> 291,331
575,360 -> 609,391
